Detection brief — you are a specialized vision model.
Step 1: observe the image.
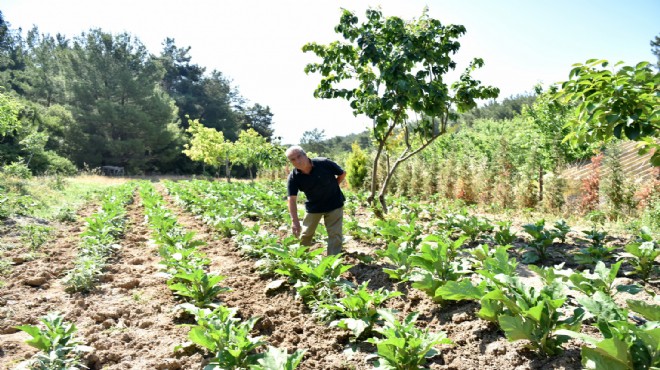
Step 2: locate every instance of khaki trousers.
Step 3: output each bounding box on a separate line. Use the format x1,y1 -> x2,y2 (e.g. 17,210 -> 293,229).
300,207 -> 343,255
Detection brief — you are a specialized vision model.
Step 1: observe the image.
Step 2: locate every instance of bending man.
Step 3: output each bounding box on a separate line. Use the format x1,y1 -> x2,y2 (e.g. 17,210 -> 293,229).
286,145 -> 346,255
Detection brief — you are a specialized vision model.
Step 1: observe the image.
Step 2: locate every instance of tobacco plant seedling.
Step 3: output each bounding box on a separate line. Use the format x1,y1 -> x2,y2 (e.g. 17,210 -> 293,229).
366,309 -> 452,370
490,268 -> 585,356
376,242 -> 416,282
168,269 -> 230,308
181,304 -> 266,370
15,313 -> 92,369
493,220 -> 517,246
552,219 -> 571,243
619,227 -> 660,283
249,346 -> 306,370
566,261 -> 642,298
521,219 -> 556,263
324,281 -> 402,339
557,297 -> 660,370
293,254 -> 353,316
63,255 -> 104,292
574,227 -> 615,265
408,235 -> 471,303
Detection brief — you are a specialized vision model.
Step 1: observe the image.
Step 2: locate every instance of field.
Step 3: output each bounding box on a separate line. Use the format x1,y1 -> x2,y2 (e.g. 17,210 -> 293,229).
0,176 -> 658,370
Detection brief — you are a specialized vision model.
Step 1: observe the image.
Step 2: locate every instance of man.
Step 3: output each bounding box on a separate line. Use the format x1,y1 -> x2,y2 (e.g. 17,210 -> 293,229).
286,145 -> 346,255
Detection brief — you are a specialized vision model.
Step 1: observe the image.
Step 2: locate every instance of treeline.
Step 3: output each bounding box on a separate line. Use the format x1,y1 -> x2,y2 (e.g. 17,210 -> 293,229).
0,11 -> 274,175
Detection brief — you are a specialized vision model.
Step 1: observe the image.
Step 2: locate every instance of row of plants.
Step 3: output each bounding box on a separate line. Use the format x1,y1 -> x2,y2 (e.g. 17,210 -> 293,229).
365,208 -> 659,368
347,194 -> 659,277
139,181 -> 304,369
170,179 -> 659,369
62,182 -> 135,292
165,180 -> 457,369
13,183 -> 134,368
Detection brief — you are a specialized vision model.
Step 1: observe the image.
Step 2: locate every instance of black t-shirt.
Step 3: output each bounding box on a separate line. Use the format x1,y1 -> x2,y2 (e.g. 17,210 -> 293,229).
287,157 -> 345,213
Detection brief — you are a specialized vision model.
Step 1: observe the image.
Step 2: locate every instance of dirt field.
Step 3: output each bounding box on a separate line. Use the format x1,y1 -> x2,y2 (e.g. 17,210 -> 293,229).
0,181 -> 656,369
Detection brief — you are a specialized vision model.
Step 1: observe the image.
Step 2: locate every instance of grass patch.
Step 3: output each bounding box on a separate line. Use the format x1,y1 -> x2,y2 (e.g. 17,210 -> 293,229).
0,175 -> 127,220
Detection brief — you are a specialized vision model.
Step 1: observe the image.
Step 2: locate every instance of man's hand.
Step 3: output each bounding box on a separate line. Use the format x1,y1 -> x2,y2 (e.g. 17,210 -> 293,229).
292,221 -> 301,238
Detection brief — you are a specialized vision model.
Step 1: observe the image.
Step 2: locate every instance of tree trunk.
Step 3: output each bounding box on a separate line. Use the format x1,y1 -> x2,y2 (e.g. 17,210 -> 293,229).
225,158 -> 231,183
538,164 -> 544,202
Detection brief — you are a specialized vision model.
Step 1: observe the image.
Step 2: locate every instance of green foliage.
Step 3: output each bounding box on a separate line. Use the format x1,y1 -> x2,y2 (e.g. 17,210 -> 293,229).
521,219 -> 557,263
555,59 -> 659,166
367,310 -> 452,370
21,223 -> 52,251
493,220 -> 517,246
408,235 -> 471,303
15,312 -> 91,369
558,296 -> 660,370
376,242 -> 416,282
303,8 -> 498,213
168,269 -> 230,308
3,160 -> 32,178
346,141 -> 368,191
249,346 -> 306,370
575,227 -> 615,265
0,91 -> 21,137
292,254 -> 353,315
566,261 -> 642,298
325,281 -> 402,339
181,304 -> 266,370
620,227 -> 660,282
552,219 -> 571,243
486,269 -> 585,355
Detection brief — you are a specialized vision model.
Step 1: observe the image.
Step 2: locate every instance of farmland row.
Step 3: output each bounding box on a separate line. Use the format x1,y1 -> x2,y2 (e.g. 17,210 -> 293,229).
163,179 -> 659,370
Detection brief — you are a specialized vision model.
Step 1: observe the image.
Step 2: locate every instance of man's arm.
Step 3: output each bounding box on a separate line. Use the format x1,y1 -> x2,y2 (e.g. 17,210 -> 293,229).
287,195 -> 301,237
337,171 -> 346,185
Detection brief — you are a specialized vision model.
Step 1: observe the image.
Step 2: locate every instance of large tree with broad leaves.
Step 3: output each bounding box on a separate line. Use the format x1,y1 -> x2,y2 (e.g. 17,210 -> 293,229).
303,8 -> 499,213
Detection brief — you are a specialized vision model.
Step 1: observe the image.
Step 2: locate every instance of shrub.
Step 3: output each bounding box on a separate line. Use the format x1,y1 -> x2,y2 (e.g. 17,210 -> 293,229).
2,161 -> 32,179
346,141 -> 368,191
579,153 -> 602,214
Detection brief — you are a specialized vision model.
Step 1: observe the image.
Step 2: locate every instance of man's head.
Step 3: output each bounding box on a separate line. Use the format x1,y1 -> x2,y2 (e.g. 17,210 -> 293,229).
286,145 -> 310,171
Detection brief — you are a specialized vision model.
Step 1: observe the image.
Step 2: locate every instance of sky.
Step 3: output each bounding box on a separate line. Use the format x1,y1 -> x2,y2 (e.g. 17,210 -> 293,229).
2,0 -> 659,144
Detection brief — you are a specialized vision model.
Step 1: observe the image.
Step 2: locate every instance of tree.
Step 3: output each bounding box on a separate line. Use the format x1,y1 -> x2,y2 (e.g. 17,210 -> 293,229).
300,128 -> 328,155
303,8 -> 498,213
66,29 -> 182,172
651,34 -> 660,68
238,103 -> 275,140
0,91 -> 20,137
183,118 -> 234,181
233,128 -> 275,180
555,59 -> 659,166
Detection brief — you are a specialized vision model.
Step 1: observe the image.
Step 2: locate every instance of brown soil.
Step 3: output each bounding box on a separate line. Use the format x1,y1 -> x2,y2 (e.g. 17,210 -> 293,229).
0,187 -> 656,370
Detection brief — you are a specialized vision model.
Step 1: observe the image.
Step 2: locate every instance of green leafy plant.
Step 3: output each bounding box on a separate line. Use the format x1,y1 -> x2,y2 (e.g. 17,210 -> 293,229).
619,227 -> 660,283
552,219 -> 571,243
366,309 -> 452,370
558,297 -> 660,370
181,304 -> 266,370
452,214 -> 494,242
575,227 -> 615,265
15,312 -> 92,369
168,269 -> 231,308
493,220 -> 517,246
408,235 -> 471,303
324,281 -> 402,339
484,268 -> 585,355
292,254 -> 353,316
376,242 -> 416,282
63,255 -> 105,293
22,224 -> 52,251
248,346 -> 306,370
521,219 -> 557,263
566,261 -> 642,298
